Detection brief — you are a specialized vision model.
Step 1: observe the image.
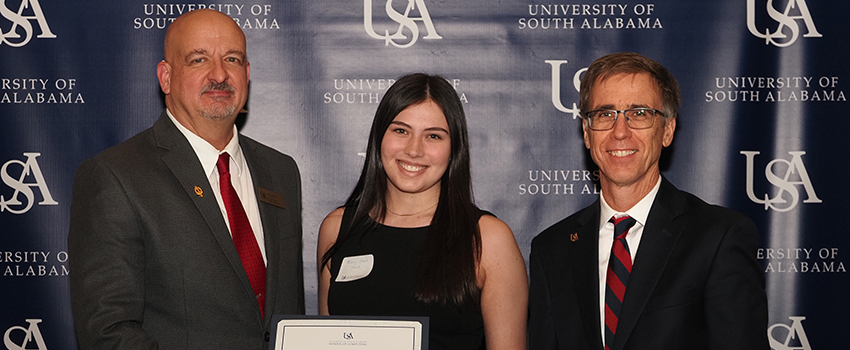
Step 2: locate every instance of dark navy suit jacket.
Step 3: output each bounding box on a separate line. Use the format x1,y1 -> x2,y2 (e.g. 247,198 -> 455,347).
529,178 -> 768,350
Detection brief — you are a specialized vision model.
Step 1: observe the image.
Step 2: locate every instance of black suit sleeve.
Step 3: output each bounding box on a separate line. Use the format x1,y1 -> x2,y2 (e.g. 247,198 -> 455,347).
704,215 -> 768,350
68,158 -> 158,350
528,239 -> 559,350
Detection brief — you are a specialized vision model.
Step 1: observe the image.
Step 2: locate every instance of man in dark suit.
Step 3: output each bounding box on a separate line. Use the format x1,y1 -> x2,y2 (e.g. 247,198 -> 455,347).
68,9 -> 304,349
528,52 -> 768,350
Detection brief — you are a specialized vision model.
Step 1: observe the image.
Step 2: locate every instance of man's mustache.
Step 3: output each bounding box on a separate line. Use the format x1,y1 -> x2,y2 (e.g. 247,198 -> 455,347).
200,82 -> 235,94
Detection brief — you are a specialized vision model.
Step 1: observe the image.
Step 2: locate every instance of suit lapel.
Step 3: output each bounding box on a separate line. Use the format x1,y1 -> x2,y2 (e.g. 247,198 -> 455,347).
612,178 -> 686,350
152,112 -> 260,317
572,200 -> 606,350
240,138 -> 280,321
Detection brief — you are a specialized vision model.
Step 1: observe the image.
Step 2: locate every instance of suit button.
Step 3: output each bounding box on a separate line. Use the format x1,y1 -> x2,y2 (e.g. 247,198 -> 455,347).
264,332 -> 270,342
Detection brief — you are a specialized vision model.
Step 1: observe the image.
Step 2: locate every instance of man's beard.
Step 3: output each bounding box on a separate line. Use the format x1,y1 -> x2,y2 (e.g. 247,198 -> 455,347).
199,82 -> 238,120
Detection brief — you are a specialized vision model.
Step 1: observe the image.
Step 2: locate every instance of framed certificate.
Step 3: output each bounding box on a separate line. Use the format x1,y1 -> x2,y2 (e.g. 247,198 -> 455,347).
269,315 -> 429,350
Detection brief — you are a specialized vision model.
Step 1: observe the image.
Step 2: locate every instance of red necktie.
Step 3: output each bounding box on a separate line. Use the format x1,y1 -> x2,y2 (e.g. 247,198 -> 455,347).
216,152 -> 266,318
604,215 -> 636,350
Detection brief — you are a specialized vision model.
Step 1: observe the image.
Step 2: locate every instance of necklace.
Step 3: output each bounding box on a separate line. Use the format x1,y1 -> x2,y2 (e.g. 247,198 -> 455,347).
386,202 -> 438,217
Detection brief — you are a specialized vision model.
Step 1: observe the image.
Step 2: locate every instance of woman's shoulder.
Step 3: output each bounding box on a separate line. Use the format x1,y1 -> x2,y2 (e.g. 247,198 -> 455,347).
475,210 -> 526,293
477,211 -> 516,246
326,207 -> 346,219
323,207 -> 346,226
318,207 -> 346,242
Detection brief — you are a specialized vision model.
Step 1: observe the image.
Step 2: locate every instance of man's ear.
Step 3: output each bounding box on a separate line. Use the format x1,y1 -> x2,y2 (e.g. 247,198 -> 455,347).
156,60 -> 171,94
582,120 -> 591,149
662,117 -> 676,147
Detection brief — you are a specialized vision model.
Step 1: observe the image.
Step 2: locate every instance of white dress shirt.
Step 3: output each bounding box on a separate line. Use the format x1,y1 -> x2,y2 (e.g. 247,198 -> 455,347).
166,109 -> 267,264
597,177 -> 661,346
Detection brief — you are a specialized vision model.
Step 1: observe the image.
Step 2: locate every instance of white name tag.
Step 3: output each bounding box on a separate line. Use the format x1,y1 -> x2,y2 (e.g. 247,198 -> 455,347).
335,254 -> 374,282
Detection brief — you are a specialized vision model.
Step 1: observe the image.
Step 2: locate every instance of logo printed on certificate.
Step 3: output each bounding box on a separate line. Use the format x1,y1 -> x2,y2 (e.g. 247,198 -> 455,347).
335,254 -> 374,282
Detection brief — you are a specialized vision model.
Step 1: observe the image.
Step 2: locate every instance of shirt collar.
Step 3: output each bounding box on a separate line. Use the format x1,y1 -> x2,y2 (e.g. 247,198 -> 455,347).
166,109 -> 243,178
598,177 -> 662,229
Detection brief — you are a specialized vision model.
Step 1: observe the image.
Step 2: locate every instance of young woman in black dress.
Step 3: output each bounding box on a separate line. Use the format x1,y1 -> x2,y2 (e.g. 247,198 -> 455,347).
317,73 -> 527,350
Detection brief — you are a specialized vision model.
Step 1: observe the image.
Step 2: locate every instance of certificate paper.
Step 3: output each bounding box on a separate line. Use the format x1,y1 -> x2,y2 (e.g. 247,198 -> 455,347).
270,316 -> 429,350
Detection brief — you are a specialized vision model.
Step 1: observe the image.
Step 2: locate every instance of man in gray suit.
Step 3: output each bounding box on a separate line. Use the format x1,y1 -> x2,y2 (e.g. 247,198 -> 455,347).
69,9 -> 304,349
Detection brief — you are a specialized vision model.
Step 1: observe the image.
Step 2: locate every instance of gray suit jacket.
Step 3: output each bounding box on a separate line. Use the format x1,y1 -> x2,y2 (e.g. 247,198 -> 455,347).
69,112 -> 305,350
528,178 -> 768,350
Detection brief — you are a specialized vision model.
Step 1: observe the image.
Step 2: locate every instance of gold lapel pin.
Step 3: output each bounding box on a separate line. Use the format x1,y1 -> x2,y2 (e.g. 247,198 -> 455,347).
570,232 -> 579,242
194,186 -> 204,197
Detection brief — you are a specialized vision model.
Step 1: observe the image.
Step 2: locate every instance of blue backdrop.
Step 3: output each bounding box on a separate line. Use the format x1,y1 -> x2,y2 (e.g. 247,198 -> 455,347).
1,0 -> 846,349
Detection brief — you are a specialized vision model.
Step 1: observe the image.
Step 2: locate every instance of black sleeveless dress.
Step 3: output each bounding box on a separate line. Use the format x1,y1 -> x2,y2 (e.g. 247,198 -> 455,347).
328,209 -> 485,350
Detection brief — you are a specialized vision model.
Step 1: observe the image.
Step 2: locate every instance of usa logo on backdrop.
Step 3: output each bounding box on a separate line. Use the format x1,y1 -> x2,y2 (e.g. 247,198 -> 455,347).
546,60 -> 586,120
1,78 -> 85,104
0,0 -> 56,47
518,60 -> 600,197
134,3 -> 280,30
758,247 -> 845,273
768,316 -> 812,350
518,3 -> 664,30
3,319 -> 47,350
323,77 -> 467,105
364,0 -> 442,48
518,170 -> 601,196
741,151 -> 821,212
746,0 -> 821,47
0,153 -> 57,215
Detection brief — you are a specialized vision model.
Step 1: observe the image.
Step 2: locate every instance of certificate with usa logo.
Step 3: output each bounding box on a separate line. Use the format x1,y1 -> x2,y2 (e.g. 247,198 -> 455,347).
270,315 -> 428,350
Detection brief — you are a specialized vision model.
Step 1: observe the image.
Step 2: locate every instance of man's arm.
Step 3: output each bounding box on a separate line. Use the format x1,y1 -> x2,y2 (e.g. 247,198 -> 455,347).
528,240 -> 559,350
68,158 -> 157,350
704,215 -> 769,350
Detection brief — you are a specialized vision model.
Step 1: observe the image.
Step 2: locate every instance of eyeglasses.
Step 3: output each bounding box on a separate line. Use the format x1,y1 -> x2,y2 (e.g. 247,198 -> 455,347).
582,108 -> 665,131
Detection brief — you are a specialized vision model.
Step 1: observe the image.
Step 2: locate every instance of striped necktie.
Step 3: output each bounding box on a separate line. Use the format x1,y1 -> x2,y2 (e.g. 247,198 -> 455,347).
604,215 -> 636,350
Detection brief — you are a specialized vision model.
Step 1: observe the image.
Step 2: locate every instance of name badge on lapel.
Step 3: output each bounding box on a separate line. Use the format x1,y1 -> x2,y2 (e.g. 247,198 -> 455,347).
258,187 -> 286,209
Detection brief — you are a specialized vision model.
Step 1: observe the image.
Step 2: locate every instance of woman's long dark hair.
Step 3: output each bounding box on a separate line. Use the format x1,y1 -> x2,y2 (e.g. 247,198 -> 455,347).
321,73 -> 482,306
